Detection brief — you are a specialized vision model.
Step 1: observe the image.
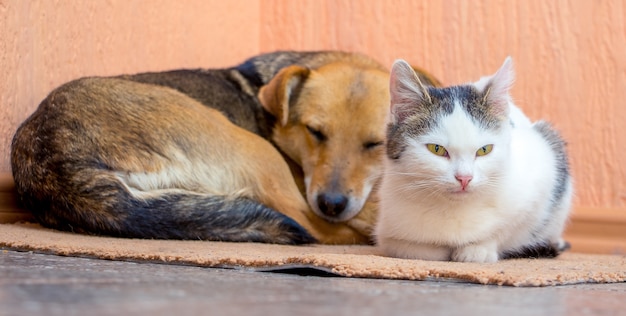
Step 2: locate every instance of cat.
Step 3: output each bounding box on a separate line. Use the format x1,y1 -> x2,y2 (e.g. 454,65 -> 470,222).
374,57 -> 573,263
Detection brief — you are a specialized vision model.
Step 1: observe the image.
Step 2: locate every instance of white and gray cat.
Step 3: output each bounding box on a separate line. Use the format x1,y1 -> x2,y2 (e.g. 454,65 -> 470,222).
375,57 -> 573,263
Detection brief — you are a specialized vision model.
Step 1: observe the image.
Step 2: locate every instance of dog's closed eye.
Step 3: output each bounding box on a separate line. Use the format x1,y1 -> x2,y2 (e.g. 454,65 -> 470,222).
306,125 -> 327,142
363,141 -> 383,150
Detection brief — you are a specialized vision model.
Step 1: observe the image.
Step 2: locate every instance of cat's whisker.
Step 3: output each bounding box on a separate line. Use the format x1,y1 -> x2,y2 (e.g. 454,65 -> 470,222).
381,171 -> 418,177
395,182 -> 446,200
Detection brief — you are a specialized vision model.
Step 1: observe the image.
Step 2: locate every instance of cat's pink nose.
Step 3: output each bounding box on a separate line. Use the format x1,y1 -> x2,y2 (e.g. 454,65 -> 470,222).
455,175 -> 473,191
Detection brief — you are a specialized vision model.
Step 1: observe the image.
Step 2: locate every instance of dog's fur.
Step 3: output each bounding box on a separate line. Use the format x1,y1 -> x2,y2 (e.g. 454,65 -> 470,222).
11,51 -> 440,244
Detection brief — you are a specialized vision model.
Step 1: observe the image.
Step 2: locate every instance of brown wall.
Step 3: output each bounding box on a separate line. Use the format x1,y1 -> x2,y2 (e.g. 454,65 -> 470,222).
2,0 -> 625,212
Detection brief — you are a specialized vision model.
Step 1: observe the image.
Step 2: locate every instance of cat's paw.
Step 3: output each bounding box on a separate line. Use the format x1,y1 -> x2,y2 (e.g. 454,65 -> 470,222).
378,238 -> 451,261
555,238 -> 571,252
452,244 -> 499,263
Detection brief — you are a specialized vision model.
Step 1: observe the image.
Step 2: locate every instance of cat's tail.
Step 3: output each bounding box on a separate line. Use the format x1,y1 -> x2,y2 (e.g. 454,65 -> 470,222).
12,171 -> 316,245
501,240 -> 571,260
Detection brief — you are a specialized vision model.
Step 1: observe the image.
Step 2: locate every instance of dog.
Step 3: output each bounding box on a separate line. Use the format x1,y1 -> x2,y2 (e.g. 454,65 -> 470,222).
11,51 -> 440,244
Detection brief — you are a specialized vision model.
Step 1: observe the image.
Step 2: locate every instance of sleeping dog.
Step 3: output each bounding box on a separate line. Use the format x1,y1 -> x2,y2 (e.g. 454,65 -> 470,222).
11,51 -> 440,244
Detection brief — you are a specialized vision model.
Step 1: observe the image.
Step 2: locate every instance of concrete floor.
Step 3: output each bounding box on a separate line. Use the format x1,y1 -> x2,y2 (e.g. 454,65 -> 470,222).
1,250 -> 625,316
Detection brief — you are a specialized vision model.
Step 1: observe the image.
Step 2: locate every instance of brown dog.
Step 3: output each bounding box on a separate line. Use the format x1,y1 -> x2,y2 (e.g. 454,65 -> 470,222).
258,59 -> 440,238
11,51 -> 439,244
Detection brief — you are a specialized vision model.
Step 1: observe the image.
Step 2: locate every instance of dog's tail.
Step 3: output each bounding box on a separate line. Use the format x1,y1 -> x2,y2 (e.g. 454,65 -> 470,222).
12,172 -> 316,245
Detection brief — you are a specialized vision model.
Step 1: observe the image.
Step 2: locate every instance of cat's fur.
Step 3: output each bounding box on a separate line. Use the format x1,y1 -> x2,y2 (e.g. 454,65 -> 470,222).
375,57 -> 573,262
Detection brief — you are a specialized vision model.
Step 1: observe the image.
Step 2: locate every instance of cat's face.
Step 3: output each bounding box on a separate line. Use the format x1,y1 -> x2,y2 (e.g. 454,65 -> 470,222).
400,103 -> 511,197
386,58 -> 515,199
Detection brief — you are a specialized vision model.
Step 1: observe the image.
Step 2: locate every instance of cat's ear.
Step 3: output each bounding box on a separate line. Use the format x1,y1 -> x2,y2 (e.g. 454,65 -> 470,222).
389,59 -> 432,124
478,57 -> 515,117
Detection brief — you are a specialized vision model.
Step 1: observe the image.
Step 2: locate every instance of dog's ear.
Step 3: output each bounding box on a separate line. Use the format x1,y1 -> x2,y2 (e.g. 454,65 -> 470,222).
259,65 -> 311,126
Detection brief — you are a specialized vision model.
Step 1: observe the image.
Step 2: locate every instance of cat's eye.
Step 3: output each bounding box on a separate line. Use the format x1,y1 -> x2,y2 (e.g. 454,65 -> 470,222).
476,144 -> 494,156
306,125 -> 326,142
426,144 -> 448,157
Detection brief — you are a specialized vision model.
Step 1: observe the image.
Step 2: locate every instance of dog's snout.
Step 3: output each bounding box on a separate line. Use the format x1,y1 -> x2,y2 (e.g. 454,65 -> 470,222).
317,193 -> 348,217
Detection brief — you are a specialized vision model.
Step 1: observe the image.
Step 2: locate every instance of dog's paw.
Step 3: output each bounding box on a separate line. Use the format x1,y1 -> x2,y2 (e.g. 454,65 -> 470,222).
452,243 -> 498,263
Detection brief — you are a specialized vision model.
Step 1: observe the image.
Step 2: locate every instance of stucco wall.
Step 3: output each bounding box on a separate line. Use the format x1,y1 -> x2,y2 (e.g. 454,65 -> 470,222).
1,0 -> 625,210
0,0 -> 260,171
